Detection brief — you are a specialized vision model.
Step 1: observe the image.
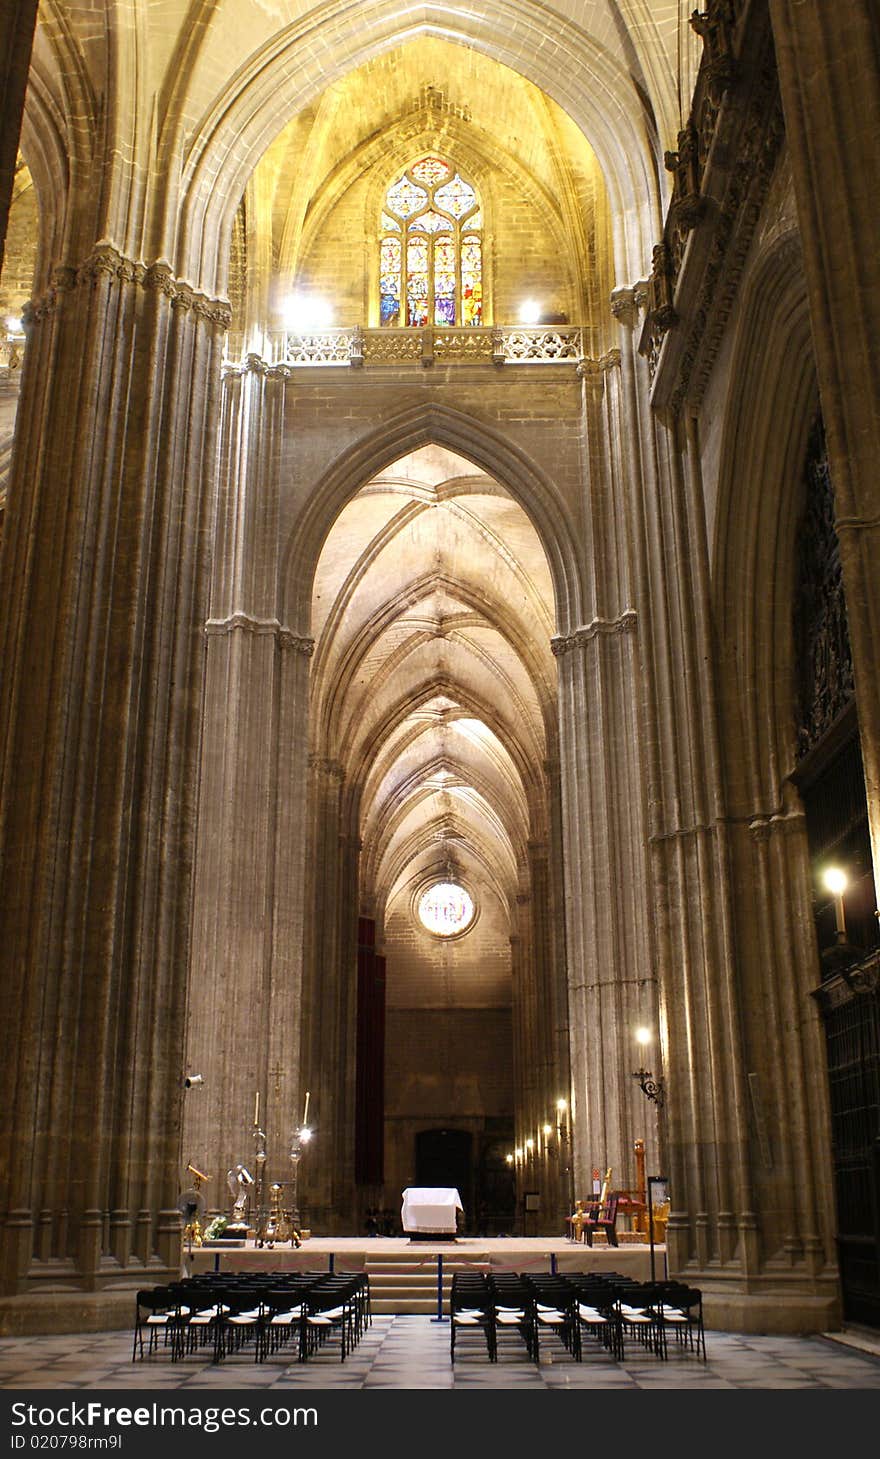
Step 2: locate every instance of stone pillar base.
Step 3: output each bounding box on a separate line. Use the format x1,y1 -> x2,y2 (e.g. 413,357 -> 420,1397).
701,1286 -> 841,1335
0,1289 -> 140,1337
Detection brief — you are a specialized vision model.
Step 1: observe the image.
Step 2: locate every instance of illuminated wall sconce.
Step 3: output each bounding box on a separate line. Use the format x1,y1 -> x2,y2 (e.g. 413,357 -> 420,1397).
632,1027 -> 665,1107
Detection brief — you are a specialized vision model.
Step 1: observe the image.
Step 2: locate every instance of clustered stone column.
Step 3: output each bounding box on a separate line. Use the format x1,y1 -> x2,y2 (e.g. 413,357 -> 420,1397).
616,284 -> 761,1282
185,359 -> 312,1211
613,278 -> 838,1326
552,351 -> 659,1208
0,245 -> 228,1292
298,756 -> 361,1233
509,836 -> 569,1226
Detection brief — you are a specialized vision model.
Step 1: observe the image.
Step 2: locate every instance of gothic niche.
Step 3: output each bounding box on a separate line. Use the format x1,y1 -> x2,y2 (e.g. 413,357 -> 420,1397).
792,415 -> 855,762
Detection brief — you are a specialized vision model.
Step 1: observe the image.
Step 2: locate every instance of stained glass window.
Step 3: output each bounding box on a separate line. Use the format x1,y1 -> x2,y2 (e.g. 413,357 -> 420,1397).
410,156 -> 452,187
418,882 -> 475,936
406,237 -> 429,328
380,236 -> 402,325
380,156 -> 483,327
461,235 -> 482,327
434,235 -> 456,325
408,210 -> 451,234
434,176 -> 478,220
386,176 -> 428,219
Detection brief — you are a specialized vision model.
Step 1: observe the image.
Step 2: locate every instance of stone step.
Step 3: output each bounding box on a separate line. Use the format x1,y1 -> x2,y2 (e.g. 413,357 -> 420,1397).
372,1297 -> 445,1316
363,1257 -> 485,1272
364,1278 -> 446,1289
363,1253 -> 460,1315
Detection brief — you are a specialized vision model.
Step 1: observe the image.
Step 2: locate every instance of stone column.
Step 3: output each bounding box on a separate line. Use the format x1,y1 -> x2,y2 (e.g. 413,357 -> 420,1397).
770,0 -> 880,887
0,246 -> 227,1294
185,361 -> 312,1215
526,837 -> 568,1219
741,800 -> 833,1276
553,619 -> 657,1200
615,282 -> 838,1327
612,287 -> 748,1274
553,353 -> 657,1206
299,757 -> 360,1234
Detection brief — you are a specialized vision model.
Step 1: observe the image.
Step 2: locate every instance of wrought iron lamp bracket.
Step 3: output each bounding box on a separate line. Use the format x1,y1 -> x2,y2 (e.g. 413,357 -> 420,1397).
632,1068 -> 666,1108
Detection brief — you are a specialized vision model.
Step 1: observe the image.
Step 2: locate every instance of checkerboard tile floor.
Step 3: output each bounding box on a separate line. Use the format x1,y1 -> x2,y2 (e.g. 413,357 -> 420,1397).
0,1318 -> 879,1390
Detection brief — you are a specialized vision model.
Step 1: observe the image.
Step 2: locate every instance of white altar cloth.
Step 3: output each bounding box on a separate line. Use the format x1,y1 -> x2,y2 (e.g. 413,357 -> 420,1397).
401,1187 -> 463,1233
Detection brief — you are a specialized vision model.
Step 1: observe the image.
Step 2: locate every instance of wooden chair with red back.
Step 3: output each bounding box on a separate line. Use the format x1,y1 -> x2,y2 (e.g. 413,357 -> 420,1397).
583,1193 -> 620,1248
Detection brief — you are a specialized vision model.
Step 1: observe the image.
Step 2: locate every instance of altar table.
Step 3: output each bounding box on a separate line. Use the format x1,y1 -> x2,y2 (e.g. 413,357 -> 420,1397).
401,1187 -> 463,1234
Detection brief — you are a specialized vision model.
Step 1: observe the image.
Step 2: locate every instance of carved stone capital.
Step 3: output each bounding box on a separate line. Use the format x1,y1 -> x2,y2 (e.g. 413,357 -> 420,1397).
25,246 -> 231,331
52,265 -> 79,293
278,629 -> 315,656
577,349 -> 621,382
551,610 -> 637,656
204,614 -> 313,657
244,351 -> 271,377
308,755 -> 345,782
610,287 -> 643,330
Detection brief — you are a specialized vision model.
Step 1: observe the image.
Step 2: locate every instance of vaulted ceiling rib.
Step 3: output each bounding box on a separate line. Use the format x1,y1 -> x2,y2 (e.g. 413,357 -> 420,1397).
310,447 -> 556,947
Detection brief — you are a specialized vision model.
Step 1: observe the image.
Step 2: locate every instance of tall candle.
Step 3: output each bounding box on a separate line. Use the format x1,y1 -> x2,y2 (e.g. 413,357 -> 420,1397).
303,1090 -> 310,1126
254,1091 -> 260,1126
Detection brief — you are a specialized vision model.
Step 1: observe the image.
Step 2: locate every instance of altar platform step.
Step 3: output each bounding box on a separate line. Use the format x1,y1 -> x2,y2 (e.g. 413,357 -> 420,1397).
364,1254 -> 477,1315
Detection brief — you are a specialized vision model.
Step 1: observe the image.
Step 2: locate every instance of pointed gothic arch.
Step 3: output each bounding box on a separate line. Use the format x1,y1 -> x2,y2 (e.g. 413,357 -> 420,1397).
282,401 -> 586,637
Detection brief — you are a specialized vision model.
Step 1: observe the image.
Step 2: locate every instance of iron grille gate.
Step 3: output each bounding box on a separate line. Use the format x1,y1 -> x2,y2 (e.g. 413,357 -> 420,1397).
815,963 -> 880,1327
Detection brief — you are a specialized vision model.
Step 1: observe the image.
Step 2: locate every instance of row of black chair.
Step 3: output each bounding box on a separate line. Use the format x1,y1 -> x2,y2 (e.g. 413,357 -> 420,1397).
133,1270 -> 371,1364
449,1269 -> 705,1364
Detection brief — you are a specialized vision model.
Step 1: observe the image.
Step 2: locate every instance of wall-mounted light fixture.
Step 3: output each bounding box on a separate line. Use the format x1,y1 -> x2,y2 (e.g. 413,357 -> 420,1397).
823,866 -> 849,932
631,1027 -> 665,1107
632,1068 -> 666,1107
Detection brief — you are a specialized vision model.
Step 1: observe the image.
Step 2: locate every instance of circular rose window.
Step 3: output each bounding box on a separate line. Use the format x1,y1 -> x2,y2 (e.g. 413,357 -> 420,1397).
417,881 -> 475,937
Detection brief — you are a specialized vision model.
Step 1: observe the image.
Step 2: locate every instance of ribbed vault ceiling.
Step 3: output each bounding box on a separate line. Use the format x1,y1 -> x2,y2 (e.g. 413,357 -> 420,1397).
311,445 -> 556,935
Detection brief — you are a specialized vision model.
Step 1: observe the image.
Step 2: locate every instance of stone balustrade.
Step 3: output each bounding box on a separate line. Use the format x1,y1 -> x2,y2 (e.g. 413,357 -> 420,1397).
223,323 -> 586,369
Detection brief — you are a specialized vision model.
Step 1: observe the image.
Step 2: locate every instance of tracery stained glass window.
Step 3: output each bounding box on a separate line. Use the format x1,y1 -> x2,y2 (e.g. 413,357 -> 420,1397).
380,236 -> 402,324
410,156 -> 452,187
380,157 -> 482,327
418,882 -> 475,936
408,210 -> 450,234
386,176 -> 428,219
434,236 -> 456,325
461,235 -> 483,327
406,237 -> 429,328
